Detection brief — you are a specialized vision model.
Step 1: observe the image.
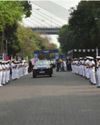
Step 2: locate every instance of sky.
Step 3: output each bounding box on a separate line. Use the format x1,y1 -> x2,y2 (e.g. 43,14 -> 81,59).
23,0 -> 80,27
22,0 -> 80,48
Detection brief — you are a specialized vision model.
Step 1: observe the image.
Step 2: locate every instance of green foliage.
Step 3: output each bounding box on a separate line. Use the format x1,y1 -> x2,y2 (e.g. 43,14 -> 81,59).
0,1 -> 23,31
20,1 -> 32,17
58,25 -> 75,53
0,1 -> 32,55
47,43 -> 57,50
0,1 -> 57,58
16,25 -> 38,57
59,1 -> 100,53
16,25 -> 57,58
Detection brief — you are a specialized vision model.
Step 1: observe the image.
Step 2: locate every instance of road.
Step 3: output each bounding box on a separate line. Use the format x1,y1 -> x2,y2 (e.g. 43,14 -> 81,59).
0,71 -> 100,125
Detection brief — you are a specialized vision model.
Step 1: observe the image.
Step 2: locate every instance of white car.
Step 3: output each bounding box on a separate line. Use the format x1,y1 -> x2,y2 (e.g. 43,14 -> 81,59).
33,60 -> 53,78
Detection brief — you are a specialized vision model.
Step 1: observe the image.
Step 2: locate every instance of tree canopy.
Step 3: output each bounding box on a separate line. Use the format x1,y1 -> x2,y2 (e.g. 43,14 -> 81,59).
0,1 -> 57,58
59,1 -> 100,54
0,1 -> 32,56
16,25 -> 57,58
0,1 -> 23,31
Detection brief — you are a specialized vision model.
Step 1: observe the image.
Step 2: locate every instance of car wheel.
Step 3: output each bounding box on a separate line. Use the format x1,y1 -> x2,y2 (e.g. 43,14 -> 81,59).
33,75 -> 36,78
33,75 -> 37,78
49,74 -> 52,77
33,72 -> 37,78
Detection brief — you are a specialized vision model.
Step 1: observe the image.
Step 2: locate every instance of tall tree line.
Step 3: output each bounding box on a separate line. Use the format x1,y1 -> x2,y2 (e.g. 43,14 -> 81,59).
58,1 -> 100,54
0,1 -> 57,58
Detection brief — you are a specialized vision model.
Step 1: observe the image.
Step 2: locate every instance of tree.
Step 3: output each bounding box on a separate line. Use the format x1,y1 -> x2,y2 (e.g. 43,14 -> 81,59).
16,25 -> 38,58
0,1 -> 32,55
69,1 -> 100,49
47,43 -> 57,50
58,25 -> 75,53
0,1 -> 23,31
16,25 -> 57,58
20,1 -> 32,17
58,1 -> 100,54
0,1 -> 32,31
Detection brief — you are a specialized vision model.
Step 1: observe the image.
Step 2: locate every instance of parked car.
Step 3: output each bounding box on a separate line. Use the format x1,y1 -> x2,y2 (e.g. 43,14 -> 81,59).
32,60 -> 53,78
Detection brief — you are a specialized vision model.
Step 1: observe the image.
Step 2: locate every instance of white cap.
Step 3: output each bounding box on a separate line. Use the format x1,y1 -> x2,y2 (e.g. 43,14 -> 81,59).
96,56 -> 100,59
86,56 -> 94,59
79,57 -> 83,60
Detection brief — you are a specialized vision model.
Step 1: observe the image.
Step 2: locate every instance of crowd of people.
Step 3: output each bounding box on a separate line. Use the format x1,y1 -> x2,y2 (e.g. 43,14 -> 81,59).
1,56 -> 100,88
56,58 -> 72,72
0,60 -> 28,87
71,56 -> 100,88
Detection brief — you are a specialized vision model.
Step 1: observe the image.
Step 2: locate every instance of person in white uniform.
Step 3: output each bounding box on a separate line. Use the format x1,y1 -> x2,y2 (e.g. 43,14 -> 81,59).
25,61 -> 28,75
81,58 -> 85,77
88,57 -> 96,85
11,60 -> 16,80
0,61 -> 3,86
1,61 -> 6,85
6,61 -> 10,83
63,60 -> 66,71
96,56 -> 100,88
4,62 -> 8,83
85,57 -> 90,79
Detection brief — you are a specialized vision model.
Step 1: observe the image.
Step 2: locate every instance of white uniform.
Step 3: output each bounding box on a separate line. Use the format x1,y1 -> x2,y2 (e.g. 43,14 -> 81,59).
11,62 -> 15,80
85,59 -> 90,79
75,60 -> 79,74
6,63 -> 10,82
89,60 -> 96,85
81,60 -> 85,77
63,61 -> 66,71
78,60 -> 81,75
0,64 -> 3,86
16,62 -> 20,79
19,63 -> 22,78
5,64 -> 8,83
2,63 -> 6,85
14,62 -> 17,79
96,60 -> 100,87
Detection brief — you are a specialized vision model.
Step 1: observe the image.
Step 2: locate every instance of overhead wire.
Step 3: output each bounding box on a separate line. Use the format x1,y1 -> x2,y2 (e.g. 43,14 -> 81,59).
31,13 -> 53,28
35,8 -> 65,26
32,1 -> 67,24
32,8 -> 61,27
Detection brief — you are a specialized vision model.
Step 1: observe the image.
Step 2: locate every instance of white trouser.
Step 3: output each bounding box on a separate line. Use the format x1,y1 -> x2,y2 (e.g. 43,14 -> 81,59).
5,70 -> 8,83
86,68 -> 90,79
96,68 -> 100,86
2,70 -> 6,84
90,68 -> 96,84
0,71 -> 3,85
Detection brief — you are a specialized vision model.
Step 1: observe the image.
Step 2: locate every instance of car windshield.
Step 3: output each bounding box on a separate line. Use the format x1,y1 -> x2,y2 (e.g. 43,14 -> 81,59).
35,60 -> 50,66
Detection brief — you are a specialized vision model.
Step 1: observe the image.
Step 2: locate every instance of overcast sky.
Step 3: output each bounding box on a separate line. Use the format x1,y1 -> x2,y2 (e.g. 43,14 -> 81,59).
22,0 -> 80,48
23,0 -> 80,27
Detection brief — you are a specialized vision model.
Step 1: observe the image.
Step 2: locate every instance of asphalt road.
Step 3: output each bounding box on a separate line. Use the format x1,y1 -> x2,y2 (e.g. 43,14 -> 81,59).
0,71 -> 100,125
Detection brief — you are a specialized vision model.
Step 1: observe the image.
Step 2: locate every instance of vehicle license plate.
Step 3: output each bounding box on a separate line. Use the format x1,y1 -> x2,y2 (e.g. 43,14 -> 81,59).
39,71 -> 45,73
